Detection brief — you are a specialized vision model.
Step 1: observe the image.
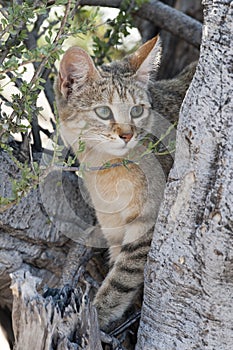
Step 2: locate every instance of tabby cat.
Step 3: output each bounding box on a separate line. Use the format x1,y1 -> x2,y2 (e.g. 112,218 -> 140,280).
55,36 -> 196,331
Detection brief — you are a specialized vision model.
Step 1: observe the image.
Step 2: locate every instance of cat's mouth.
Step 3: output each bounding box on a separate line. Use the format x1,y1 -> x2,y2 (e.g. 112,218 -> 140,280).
81,131 -> 139,157
103,135 -> 138,156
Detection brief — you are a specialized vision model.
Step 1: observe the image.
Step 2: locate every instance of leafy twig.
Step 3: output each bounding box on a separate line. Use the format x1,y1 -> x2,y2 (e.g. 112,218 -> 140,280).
29,0 -> 73,89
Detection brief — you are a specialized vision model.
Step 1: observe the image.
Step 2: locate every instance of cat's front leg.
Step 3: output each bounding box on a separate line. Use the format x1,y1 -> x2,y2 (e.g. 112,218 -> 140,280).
93,230 -> 153,331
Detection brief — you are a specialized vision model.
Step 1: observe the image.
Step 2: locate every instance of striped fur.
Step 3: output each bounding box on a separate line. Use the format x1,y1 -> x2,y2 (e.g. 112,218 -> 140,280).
55,37 -> 196,330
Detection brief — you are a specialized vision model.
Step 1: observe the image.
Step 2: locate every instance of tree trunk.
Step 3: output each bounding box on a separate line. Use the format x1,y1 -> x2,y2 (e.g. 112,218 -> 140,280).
136,0 -> 233,349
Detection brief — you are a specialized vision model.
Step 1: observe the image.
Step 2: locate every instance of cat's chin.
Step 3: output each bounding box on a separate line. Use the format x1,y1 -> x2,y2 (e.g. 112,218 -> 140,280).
88,138 -> 139,158
102,147 -> 129,157
103,141 -> 138,157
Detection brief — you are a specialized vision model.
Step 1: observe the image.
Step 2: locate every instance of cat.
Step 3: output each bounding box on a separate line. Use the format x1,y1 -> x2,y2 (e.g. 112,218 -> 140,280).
55,36 -> 196,331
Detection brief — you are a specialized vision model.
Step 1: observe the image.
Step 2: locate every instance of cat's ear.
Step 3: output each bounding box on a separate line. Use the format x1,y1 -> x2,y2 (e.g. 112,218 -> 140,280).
58,47 -> 100,98
129,35 -> 161,84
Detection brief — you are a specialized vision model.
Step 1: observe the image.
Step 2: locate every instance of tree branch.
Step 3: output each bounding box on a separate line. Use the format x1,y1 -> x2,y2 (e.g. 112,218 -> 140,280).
79,0 -> 202,48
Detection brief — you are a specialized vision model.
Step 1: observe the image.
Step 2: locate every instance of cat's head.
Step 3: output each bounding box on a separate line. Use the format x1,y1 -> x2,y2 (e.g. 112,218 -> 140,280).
55,36 -> 160,158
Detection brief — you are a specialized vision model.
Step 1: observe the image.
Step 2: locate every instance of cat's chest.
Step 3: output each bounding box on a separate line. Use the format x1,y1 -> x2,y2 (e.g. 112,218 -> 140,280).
84,163 -> 146,217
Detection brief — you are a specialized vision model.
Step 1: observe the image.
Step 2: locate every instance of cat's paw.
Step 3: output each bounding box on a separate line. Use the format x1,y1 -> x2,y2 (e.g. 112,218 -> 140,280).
93,298 -> 111,331
93,293 -> 124,331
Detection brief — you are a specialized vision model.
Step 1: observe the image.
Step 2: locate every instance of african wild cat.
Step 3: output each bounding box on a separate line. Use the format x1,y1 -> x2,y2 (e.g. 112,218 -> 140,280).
55,36 -> 196,331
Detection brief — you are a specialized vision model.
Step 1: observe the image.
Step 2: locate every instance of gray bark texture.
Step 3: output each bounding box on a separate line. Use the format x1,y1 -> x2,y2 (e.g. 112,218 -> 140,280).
10,270 -> 102,350
0,152 -> 104,349
136,0 -> 233,349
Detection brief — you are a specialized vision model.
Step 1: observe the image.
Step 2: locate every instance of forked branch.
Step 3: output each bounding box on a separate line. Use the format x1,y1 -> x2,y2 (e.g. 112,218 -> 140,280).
79,0 -> 202,47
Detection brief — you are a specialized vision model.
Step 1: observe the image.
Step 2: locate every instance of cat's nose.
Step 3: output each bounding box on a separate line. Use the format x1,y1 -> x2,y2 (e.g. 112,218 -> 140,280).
119,132 -> 133,143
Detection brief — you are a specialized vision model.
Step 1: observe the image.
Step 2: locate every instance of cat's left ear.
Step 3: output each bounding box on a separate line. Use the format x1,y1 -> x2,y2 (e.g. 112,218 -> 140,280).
129,35 -> 161,85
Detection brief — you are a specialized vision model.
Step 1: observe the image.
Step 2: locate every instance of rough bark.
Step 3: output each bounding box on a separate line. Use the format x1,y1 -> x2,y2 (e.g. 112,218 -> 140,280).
0,152 -> 96,305
0,151 -> 103,349
136,0 -> 233,349
10,270 -> 102,350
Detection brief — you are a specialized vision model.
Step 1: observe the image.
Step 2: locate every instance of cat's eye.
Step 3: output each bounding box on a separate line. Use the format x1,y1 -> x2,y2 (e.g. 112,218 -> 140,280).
95,106 -> 112,120
130,105 -> 144,118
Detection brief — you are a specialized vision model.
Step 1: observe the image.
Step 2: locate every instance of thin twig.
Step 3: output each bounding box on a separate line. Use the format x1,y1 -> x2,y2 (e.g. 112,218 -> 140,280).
109,310 -> 141,337
0,58 -> 44,75
29,0 -> 73,88
28,133 -> 38,175
0,0 -> 73,141
0,0 -> 41,65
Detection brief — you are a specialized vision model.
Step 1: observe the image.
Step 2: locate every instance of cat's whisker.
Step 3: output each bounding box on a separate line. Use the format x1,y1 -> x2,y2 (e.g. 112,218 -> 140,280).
82,133 -> 118,141
82,136 -> 106,142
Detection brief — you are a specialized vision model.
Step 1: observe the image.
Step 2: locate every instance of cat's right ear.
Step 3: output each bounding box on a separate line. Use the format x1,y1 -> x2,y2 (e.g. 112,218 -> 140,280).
129,35 -> 161,85
58,47 -> 100,98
